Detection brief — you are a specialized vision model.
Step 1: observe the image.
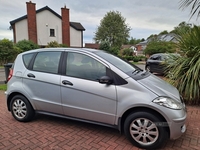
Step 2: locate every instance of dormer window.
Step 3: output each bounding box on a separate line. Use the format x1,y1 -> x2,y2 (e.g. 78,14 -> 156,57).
50,29 -> 55,37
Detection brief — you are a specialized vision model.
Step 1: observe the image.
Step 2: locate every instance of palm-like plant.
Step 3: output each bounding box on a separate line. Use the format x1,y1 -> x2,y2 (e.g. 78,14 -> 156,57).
180,0 -> 200,19
167,25 -> 200,104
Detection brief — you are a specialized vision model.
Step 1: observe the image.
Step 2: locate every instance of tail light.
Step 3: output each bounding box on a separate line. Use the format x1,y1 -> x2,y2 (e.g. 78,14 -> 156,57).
7,68 -> 13,82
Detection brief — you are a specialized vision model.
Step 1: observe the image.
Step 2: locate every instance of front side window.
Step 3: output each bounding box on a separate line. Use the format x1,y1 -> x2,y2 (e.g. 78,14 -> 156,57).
50,29 -> 55,37
95,51 -> 138,74
66,52 -> 106,81
33,51 -> 61,74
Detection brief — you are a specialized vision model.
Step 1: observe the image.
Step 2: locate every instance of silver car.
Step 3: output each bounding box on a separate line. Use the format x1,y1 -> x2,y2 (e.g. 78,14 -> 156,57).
5,48 -> 186,149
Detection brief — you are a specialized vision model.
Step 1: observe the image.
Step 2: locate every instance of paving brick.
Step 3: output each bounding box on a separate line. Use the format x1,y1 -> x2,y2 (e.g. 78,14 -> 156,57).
182,139 -> 190,146
190,138 -> 198,145
0,90 -> 200,150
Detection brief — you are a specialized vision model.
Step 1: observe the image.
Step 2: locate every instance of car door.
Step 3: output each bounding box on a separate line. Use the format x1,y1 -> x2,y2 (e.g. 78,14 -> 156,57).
22,51 -> 63,114
148,54 -> 162,73
60,52 -> 117,125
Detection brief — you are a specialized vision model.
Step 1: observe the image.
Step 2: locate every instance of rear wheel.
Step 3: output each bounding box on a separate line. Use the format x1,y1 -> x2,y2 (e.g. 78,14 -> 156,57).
124,112 -> 168,149
10,95 -> 35,122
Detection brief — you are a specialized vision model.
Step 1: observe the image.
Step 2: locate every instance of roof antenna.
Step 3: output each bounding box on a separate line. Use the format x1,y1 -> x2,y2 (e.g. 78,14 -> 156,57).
64,4 -> 66,8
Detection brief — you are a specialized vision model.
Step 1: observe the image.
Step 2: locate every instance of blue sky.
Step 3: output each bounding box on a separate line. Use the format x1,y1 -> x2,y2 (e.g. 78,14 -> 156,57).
0,0 -> 199,44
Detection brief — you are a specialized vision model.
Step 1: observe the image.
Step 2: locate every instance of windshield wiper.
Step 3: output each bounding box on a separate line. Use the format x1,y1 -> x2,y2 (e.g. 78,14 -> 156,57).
132,68 -> 142,74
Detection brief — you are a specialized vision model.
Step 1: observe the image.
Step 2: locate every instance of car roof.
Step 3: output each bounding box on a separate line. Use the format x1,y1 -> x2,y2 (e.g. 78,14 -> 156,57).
21,48 -> 101,55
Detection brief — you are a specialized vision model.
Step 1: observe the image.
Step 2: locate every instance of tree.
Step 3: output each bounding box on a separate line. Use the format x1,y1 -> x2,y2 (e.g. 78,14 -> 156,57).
99,41 -> 110,51
129,37 -> 143,45
170,21 -> 192,35
158,30 -> 168,35
147,34 -> 158,40
15,39 -> 39,52
166,25 -> 200,104
94,11 -> 131,49
144,41 -> 176,55
180,0 -> 200,19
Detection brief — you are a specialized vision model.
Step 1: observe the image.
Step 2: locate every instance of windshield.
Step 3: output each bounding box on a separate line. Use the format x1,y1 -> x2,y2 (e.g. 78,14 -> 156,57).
95,51 -> 138,74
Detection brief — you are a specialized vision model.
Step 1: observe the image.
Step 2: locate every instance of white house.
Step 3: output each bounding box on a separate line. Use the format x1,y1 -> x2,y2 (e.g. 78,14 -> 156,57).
10,1 -> 85,47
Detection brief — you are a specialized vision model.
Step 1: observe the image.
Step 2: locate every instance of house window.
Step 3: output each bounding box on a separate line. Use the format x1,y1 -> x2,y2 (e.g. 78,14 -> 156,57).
50,29 -> 55,37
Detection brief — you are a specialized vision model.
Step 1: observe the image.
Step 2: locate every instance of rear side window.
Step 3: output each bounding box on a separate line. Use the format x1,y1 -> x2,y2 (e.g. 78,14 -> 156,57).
33,51 -> 61,74
23,53 -> 35,68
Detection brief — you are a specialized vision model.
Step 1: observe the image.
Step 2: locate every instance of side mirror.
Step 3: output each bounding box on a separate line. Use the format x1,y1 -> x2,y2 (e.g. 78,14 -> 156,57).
98,76 -> 113,85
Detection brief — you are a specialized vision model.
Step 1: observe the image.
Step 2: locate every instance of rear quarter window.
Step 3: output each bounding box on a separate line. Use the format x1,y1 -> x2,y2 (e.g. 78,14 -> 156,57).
23,53 -> 35,68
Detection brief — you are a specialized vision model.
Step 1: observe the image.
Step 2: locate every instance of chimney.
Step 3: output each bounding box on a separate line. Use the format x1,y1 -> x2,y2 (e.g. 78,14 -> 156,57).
26,1 -> 37,44
61,6 -> 70,46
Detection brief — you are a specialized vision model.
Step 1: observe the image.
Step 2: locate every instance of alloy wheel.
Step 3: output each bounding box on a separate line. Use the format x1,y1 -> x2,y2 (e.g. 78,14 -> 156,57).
12,99 -> 27,119
129,118 -> 159,146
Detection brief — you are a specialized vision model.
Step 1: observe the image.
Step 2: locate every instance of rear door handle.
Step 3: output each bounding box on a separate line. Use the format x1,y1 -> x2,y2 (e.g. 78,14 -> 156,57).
62,80 -> 73,86
27,73 -> 35,78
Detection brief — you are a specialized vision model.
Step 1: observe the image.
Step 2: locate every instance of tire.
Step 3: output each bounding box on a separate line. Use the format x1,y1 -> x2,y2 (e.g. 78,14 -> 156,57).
124,112 -> 168,149
10,95 -> 35,122
146,65 -> 152,73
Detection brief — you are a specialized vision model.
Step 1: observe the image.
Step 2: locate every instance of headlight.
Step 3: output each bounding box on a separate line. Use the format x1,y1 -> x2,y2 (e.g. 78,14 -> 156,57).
152,97 -> 182,110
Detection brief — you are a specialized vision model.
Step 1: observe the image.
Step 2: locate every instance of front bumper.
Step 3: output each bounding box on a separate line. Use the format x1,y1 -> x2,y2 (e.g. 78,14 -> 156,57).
169,113 -> 187,140
150,102 -> 187,140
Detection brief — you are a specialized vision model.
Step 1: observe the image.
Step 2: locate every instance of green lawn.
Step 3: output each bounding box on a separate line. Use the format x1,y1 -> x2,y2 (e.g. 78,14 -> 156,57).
0,84 -> 7,91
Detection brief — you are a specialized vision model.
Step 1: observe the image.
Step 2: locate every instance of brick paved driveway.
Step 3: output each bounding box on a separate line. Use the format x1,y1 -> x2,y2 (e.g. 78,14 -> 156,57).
0,90 -> 200,150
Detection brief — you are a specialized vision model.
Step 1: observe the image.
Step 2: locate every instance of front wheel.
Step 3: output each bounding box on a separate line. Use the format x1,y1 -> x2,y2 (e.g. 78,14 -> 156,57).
124,112 -> 168,149
10,95 -> 35,122
146,65 -> 152,73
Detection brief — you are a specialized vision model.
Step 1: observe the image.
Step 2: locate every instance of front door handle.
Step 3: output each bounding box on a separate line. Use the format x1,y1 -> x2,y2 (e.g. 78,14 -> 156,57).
27,73 -> 35,78
62,80 -> 73,86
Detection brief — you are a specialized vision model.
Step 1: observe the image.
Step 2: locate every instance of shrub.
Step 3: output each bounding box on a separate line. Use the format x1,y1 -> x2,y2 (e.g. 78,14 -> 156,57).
0,39 -> 20,64
15,39 -> 39,52
122,48 -> 133,56
166,25 -> 200,104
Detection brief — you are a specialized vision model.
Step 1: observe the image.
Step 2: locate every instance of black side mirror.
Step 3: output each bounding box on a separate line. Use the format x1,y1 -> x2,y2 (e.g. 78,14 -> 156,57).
98,76 -> 113,85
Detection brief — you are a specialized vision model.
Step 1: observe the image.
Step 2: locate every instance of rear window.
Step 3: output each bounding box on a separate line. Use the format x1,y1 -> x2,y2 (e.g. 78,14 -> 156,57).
32,51 -> 61,74
23,53 -> 35,68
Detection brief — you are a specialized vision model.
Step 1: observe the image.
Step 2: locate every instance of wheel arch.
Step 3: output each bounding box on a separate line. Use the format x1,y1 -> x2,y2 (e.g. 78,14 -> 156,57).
7,92 -> 33,111
119,107 -> 170,137
145,64 -> 148,70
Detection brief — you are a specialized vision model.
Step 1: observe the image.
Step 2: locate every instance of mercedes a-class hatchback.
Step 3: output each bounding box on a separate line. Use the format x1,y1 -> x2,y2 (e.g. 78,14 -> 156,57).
5,48 -> 187,149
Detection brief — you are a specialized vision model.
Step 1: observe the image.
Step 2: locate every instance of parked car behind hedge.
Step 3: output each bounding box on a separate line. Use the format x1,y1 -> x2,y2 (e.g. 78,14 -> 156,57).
145,53 -> 180,74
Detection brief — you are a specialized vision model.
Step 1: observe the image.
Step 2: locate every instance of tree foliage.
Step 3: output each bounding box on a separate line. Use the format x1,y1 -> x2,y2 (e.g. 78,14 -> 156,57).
128,37 -> 144,45
15,39 -> 39,52
158,30 -> 168,35
99,41 -> 111,51
170,21 -> 192,35
144,41 -> 176,55
94,11 -> 131,49
166,25 -> 200,104
147,34 -> 158,40
0,39 -> 20,64
180,0 -> 200,19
